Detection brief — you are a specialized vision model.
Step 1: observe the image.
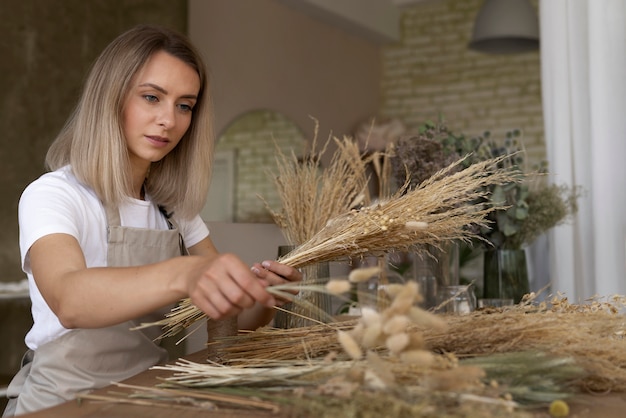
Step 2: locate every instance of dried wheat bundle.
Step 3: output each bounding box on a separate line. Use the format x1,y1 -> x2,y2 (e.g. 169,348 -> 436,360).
152,358 -> 333,387
205,294 -> 626,394
203,320 -> 357,362
277,155 -> 518,269
263,129 -> 373,245
422,294 -> 626,393
146,154 -> 518,335
261,129 -> 376,327
133,279 -> 346,339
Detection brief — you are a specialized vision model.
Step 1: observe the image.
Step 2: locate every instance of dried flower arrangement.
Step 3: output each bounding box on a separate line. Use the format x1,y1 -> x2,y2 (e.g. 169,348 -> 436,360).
137,147 -> 520,339
261,123 -> 374,246
118,121 -> 606,418
102,275 -> 626,417
258,125 -> 376,327
275,155 -> 517,269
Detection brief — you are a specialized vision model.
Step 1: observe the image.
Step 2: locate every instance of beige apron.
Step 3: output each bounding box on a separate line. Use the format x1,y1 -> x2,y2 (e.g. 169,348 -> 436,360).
4,204 -> 186,417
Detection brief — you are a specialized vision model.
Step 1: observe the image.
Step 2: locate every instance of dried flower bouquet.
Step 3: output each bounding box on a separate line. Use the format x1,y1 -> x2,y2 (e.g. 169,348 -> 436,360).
138,153 -> 520,337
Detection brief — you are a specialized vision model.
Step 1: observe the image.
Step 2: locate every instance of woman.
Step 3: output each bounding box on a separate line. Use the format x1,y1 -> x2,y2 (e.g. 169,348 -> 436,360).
3,24 -> 301,416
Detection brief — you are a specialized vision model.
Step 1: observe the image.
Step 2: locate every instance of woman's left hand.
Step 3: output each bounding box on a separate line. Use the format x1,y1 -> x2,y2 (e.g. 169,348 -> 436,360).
251,260 -> 302,306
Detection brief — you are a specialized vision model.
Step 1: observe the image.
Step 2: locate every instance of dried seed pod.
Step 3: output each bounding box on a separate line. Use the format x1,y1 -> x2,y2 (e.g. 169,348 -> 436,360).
407,331 -> 426,350
382,315 -> 410,335
361,321 -> 383,348
337,330 -> 363,360
388,282 -> 419,315
384,283 -> 406,298
325,279 -> 351,295
360,307 -> 382,327
385,292 -> 415,316
363,369 -> 388,390
386,332 -> 410,355
399,349 -> 435,366
405,221 -> 429,230
350,322 -> 365,342
408,306 -> 448,331
348,266 -> 381,283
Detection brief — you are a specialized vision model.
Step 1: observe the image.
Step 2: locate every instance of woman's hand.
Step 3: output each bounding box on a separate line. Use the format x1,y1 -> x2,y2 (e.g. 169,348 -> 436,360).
251,260 -> 302,306
186,253 -> 277,320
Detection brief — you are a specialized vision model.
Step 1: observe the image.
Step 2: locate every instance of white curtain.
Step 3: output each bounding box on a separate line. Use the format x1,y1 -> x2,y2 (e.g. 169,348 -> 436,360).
540,0 -> 626,301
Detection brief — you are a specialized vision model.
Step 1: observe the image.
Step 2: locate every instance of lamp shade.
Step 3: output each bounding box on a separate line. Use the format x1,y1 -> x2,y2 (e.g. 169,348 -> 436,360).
469,0 -> 539,54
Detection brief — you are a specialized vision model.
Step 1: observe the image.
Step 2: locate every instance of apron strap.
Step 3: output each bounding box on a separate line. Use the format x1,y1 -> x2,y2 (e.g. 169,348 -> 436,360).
158,206 -> 189,256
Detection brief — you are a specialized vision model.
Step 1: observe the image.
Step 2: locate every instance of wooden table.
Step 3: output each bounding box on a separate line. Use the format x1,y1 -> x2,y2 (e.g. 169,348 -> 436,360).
17,349 -> 626,418
18,349 -> 287,418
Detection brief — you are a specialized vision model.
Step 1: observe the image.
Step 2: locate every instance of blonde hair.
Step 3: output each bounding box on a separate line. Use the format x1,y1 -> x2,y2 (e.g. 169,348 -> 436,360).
45,25 -> 214,219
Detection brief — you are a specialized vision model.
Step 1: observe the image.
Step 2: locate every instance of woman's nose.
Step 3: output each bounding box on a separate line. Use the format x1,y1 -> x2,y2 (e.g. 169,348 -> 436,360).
157,106 -> 175,128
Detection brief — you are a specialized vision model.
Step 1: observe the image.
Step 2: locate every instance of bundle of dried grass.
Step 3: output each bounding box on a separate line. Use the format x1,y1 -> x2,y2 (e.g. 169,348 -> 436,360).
261,129 -> 376,327
79,382 -> 281,412
146,153 -> 519,335
422,294 -> 626,394
89,356 -> 537,418
110,281 -> 620,417
263,127 -> 373,245
277,155 -> 517,269
207,294 -> 626,394
141,282 -> 593,417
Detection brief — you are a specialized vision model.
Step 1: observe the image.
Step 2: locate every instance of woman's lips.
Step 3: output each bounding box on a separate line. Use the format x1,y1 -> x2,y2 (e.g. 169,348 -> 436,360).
145,135 -> 170,147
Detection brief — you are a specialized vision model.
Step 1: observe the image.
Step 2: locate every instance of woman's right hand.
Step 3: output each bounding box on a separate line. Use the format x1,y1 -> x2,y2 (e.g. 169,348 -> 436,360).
185,252 -> 276,320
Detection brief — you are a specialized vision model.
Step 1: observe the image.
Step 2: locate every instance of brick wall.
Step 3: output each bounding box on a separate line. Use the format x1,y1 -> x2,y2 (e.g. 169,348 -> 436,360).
216,110 -> 306,223
380,0 -> 545,166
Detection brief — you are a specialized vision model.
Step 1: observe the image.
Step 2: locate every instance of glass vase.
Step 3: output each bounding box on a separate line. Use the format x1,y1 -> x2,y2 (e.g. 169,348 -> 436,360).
482,249 -> 530,304
354,255 -> 405,312
409,242 -> 460,309
273,245 -> 332,328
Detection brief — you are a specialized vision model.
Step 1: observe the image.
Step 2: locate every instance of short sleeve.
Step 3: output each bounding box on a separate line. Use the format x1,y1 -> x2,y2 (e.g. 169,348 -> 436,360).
179,214 -> 209,248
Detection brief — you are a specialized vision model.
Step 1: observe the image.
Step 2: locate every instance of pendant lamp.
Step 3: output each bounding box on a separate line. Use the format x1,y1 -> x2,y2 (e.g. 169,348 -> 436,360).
469,0 -> 539,54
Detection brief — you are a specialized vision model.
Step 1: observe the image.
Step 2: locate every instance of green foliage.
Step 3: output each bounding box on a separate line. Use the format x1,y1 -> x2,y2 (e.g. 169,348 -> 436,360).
392,117 -> 581,250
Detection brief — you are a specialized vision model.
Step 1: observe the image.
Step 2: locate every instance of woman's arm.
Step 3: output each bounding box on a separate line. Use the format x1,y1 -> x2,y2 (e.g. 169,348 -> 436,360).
29,233 -> 275,329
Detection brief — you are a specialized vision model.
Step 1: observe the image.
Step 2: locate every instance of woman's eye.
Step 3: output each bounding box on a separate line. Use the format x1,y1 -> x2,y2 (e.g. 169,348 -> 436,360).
143,94 -> 158,103
178,103 -> 193,112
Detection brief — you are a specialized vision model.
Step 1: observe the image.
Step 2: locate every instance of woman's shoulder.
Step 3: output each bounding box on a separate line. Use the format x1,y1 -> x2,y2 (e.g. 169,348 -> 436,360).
21,166 -> 100,209
23,166 -> 94,196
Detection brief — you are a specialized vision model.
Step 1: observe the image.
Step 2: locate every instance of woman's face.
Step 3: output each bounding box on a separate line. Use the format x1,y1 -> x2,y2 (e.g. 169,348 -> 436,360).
122,50 -> 200,170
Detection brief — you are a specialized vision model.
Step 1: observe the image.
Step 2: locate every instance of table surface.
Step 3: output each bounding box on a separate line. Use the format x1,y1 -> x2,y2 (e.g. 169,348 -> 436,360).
17,349 -> 626,418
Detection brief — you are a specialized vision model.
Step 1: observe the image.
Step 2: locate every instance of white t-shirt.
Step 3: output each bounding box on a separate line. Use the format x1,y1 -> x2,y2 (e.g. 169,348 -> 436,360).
19,166 -> 209,350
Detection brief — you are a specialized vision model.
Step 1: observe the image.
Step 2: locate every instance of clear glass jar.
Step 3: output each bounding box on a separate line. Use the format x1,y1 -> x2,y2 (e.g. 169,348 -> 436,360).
439,284 -> 477,314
